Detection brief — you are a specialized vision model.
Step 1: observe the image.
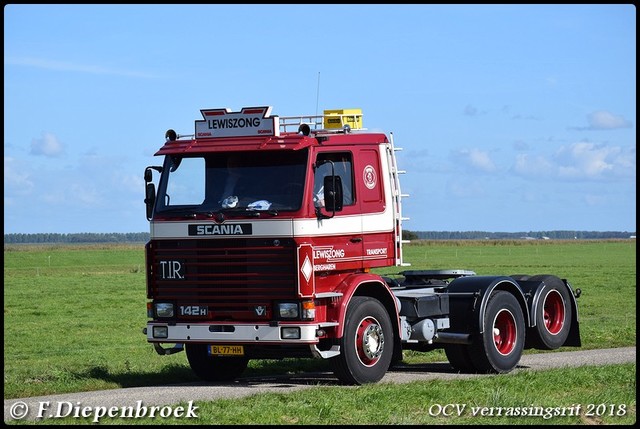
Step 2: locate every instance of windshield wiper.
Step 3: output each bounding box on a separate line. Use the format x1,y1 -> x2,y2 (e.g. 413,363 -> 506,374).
181,207 -> 276,219
220,207 -> 261,217
155,207 -> 198,217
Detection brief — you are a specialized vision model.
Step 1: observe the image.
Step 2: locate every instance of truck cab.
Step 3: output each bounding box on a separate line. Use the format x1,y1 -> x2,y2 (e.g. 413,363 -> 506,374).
144,107 -> 408,384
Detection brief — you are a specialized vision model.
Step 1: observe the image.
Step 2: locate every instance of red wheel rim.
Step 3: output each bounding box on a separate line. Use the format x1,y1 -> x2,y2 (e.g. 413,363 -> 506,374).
493,309 -> 517,355
543,290 -> 565,335
355,317 -> 384,366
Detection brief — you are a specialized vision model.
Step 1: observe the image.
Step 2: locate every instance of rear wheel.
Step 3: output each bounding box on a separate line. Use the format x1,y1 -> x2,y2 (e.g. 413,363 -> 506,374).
185,343 -> 249,382
527,274 -> 572,350
330,296 -> 394,385
470,290 -> 525,373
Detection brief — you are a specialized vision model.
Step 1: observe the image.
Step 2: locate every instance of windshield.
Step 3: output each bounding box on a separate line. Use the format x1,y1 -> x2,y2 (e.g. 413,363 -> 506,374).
154,150 -> 308,214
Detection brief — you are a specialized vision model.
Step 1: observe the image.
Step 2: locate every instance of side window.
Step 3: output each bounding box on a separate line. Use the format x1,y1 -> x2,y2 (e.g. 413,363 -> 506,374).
314,152 -> 354,208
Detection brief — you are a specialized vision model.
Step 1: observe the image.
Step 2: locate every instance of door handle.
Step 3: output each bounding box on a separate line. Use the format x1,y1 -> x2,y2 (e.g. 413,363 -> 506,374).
350,237 -> 363,243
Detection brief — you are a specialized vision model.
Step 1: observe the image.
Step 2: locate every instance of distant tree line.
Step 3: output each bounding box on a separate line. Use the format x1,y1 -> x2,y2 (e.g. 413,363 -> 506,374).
404,230 -> 636,240
4,232 -> 150,244
3,230 -> 636,244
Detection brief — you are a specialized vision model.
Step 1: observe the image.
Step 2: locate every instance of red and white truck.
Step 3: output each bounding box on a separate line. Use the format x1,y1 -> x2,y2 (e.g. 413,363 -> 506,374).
143,106 -> 581,385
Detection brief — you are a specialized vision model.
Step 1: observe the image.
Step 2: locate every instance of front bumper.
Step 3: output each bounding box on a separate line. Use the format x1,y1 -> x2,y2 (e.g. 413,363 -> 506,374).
145,321 -> 335,344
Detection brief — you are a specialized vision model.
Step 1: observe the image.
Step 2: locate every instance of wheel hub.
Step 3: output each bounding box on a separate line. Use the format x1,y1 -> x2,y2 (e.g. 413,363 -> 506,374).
493,309 -> 517,356
359,322 -> 384,360
543,290 -> 565,335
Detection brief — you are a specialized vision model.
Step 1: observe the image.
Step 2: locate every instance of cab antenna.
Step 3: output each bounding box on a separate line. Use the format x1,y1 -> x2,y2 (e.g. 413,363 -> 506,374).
315,72 -> 321,120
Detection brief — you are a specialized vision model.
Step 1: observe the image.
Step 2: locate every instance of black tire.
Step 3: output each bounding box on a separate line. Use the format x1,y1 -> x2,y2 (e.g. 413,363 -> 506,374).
470,290 -> 525,373
526,274 -> 573,350
444,344 -> 477,373
509,274 -> 530,282
329,296 -> 394,385
185,343 -> 249,382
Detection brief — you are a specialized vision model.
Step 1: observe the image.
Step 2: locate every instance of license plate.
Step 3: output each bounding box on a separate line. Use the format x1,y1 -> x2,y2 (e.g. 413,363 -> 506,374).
209,345 -> 244,356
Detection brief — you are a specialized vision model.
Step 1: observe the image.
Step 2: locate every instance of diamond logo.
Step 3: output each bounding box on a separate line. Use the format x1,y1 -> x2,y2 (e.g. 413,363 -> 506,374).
301,255 -> 312,283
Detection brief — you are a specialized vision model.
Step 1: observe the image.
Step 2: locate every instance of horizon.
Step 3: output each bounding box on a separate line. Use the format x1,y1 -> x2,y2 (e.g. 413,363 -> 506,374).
4,229 -> 636,235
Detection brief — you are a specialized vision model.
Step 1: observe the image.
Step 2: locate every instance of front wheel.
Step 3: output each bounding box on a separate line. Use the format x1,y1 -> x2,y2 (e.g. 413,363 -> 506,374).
330,296 -> 394,385
470,290 -> 525,373
185,343 -> 249,382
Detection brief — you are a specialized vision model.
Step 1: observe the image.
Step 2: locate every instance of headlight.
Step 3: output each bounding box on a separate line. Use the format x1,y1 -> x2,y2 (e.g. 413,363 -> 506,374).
277,302 -> 299,319
281,327 -> 301,339
153,326 -> 169,338
155,302 -> 174,318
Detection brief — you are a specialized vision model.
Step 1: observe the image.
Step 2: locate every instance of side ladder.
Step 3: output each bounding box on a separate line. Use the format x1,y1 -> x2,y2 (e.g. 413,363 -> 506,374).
387,132 -> 411,267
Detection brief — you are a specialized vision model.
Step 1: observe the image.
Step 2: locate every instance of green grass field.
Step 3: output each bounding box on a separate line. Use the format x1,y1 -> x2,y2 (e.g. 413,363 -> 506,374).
3,240 -> 636,424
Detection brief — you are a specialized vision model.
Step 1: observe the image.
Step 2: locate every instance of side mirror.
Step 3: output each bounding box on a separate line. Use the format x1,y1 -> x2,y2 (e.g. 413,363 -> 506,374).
323,175 -> 344,213
145,182 -> 156,221
144,167 -> 160,221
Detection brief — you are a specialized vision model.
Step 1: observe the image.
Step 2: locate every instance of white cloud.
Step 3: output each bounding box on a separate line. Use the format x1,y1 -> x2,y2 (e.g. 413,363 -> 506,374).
67,183 -> 102,205
512,153 -> 554,177
4,156 -> 35,196
555,142 -> 632,179
571,110 -> 633,130
40,181 -> 102,206
118,173 -> 145,195
41,188 -> 65,205
511,141 -> 636,181
455,148 -> 497,173
30,133 -> 65,157
587,111 -> 633,130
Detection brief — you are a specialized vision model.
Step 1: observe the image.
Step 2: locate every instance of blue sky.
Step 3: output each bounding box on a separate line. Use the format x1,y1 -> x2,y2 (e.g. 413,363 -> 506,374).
4,4 -> 636,234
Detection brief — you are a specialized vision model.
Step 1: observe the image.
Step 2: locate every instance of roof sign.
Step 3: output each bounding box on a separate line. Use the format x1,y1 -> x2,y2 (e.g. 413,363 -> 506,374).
195,106 -> 279,138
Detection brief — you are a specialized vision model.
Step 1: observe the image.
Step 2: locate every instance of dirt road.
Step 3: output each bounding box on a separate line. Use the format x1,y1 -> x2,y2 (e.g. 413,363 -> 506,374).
4,346 -> 635,422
